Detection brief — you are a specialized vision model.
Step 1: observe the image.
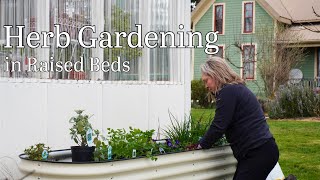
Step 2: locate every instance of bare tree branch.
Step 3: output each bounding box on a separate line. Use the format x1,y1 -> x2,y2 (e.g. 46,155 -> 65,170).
255,24 -> 307,97
312,6 -> 320,17
301,6 -> 320,33
300,22 -> 320,33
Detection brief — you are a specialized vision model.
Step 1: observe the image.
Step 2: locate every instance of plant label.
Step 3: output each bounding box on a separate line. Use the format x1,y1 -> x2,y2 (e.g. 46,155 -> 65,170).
86,128 -> 93,147
132,149 -> 136,158
42,150 -> 48,160
108,146 -> 112,160
159,147 -> 166,154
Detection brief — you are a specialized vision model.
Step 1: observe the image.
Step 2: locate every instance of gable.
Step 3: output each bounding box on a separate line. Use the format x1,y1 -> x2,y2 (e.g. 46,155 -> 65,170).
192,0 -> 320,26
192,0 -> 214,26
192,0 -> 276,27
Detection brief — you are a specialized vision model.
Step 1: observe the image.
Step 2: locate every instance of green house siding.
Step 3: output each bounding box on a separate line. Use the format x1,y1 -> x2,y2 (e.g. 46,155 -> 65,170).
298,48 -> 315,79
194,6 -> 213,81
194,0 -> 274,95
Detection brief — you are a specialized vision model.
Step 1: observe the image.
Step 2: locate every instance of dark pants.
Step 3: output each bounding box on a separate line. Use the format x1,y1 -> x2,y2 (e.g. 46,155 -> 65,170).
233,138 -> 279,180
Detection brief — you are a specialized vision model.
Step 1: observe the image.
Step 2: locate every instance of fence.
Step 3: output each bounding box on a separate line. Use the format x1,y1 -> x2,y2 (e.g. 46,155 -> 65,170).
289,77 -> 320,89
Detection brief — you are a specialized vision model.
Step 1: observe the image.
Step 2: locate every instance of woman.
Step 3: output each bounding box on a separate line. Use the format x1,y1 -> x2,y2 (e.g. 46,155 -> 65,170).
198,57 -> 279,180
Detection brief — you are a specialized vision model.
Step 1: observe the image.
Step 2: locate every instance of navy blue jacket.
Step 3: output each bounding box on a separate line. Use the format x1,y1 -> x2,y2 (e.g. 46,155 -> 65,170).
199,84 -> 273,160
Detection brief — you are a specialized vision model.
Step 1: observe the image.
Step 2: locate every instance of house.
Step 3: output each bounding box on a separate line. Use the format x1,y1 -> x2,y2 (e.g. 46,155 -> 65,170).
191,0 -> 320,95
0,0 -> 191,170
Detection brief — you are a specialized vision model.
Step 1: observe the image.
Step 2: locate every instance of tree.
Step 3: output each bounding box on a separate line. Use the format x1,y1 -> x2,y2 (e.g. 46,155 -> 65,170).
255,24 -> 306,97
224,23 -> 307,97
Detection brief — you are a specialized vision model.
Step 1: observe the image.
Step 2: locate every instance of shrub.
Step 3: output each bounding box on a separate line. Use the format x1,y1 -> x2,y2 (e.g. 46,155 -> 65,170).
191,79 -> 215,108
268,85 -> 320,119
314,95 -> 320,117
257,96 -> 270,113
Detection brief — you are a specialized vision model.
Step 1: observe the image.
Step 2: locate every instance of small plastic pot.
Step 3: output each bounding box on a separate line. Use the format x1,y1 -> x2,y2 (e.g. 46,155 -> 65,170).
71,146 -> 95,162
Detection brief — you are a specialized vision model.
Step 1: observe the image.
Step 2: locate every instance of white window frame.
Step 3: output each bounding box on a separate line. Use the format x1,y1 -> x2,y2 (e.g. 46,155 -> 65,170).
241,1 -> 255,34
240,43 -> 257,80
212,3 -> 226,35
208,44 -> 225,58
218,44 -> 225,58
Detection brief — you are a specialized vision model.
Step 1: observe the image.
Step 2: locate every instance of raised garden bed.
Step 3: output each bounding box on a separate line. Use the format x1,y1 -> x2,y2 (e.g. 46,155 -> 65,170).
19,146 -> 237,180
19,110 -> 237,179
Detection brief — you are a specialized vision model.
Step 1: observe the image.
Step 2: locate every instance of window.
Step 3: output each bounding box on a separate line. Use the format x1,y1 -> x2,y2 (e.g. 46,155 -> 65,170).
243,2 -> 254,33
103,0 -> 141,81
0,0 -> 37,78
216,45 -> 224,58
149,0 -> 170,81
49,0 -> 92,80
0,0 -> 181,83
214,4 -> 224,34
242,45 -> 256,80
208,45 -> 224,58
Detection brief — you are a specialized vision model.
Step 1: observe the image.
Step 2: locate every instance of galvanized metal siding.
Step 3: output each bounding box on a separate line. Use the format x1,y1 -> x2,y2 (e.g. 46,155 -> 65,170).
19,146 -> 237,180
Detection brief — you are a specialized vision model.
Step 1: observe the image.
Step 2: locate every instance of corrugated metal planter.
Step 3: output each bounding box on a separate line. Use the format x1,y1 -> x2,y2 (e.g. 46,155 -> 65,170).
19,146 -> 237,180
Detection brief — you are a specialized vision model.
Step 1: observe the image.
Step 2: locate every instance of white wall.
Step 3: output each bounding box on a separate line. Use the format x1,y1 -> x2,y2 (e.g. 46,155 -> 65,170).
0,79 -> 190,158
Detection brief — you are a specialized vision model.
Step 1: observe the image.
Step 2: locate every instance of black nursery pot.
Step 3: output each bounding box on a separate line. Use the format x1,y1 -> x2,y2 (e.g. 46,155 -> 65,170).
71,146 -> 95,162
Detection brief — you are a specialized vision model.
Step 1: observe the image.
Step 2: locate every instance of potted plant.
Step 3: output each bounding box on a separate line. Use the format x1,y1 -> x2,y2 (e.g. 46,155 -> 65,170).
69,110 -> 96,162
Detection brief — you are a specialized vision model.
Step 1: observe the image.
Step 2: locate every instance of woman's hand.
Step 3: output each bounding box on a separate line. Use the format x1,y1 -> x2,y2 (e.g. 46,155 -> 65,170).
196,144 -> 202,149
186,143 -> 203,150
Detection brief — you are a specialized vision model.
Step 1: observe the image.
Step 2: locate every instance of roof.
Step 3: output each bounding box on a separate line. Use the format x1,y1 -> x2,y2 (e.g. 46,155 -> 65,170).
191,0 -> 214,27
282,24 -> 320,46
192,0 -> 320,25
258,0 -> 320,24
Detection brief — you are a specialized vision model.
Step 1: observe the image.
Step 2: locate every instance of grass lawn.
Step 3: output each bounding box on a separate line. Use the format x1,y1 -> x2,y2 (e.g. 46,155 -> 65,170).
191,108 -> 215,121
191,108 -> 320,180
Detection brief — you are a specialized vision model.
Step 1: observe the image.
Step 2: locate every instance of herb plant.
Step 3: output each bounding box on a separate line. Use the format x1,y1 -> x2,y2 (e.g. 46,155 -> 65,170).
163,111 -> 228,149
69,110 -> 93,146
94,127 -> 157,161
162,111 -> 192,148
24,143 -> 50,161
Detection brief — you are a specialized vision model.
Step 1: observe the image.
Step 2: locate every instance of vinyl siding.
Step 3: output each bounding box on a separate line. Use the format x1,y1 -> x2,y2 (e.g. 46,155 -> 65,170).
194,6 -> 213,81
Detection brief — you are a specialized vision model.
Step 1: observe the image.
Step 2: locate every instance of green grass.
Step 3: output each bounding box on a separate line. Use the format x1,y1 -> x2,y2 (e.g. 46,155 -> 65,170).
269,120 -> 320,180
191,108 -> 320,180
191,108 -> 215,120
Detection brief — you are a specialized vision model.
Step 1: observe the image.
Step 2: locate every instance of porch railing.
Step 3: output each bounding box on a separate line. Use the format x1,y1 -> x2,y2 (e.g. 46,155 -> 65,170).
289,77 -> 320,89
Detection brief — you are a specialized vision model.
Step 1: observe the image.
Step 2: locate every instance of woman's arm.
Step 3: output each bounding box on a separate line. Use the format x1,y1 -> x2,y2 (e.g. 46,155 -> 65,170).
199,86 -> 237,149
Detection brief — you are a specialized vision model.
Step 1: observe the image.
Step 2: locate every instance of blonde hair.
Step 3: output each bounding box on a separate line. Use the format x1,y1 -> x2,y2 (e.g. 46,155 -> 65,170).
201,57 -> 244,93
